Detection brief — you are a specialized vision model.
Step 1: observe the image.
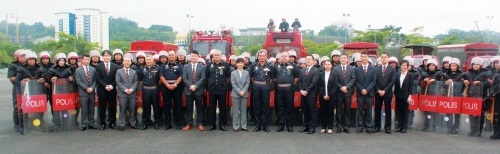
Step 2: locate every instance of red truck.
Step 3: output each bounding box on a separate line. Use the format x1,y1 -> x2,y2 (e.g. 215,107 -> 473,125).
437,43 -> 499,71
127,40 -> 179,59
339,42 -> 379,64
263,31 -> 308,58
190,30 -> 234,61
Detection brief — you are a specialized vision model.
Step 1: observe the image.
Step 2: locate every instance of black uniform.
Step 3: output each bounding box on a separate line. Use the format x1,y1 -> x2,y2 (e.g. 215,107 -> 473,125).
490,68 -> 500,139
465,68 -> 491,136
279,21 -> 289,32
8,61 -> 22,130
39,62 -> 54,114
274,62 -> 299,130
249,62 -> 274,130
137,65 -> 161,129
159,62 -> 184,129
16,63 -> 45,133
407,67 -> 420,128
45,64 -> 73,129
420,69 -> 444,131
443,69 -> 465,134
205,61 -> 231,130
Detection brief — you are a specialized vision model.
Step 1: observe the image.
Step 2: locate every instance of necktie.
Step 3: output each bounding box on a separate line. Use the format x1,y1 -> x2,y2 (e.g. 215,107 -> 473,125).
106,63 -> 110,75
305,67 -> 310,76
342,66 -> 346,77
382,65 -> 386,75
192,64 -> 196,83
126,68 -> 129,80
364,66 -> 367,75
86,66 -> 90,82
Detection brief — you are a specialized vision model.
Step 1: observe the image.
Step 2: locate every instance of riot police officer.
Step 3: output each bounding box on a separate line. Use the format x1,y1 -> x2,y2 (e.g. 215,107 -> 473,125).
45,53 -> 74,131
250,49 -> 274,132
8,49 -> 27,132
90,50 -> 101,68
205,49 -> 231,131
112,49 -> 124,66
138,55 -> 161,130
159,51 -> 184,130
39,51 -> 54,112
489,56 -> 500,139
135,51 -> 146,70
274,51 -> 299,132
464,57 -> 491,137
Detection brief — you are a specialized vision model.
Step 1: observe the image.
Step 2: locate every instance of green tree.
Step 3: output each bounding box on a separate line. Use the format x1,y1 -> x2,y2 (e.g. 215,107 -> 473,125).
318,25 -> 348,37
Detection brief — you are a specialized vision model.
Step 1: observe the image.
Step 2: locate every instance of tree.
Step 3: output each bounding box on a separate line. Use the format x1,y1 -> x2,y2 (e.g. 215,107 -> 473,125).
318,25 -> 348,37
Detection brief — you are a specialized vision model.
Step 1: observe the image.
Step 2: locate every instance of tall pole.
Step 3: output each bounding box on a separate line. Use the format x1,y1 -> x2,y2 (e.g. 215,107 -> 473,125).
343,13 -> 350,43
74,17 -> 78,52
5,14 -> 8,39
487,16 -> 494,43
14,15 -> 19,43
474,21 -> 484,42
186,14 -> 194,50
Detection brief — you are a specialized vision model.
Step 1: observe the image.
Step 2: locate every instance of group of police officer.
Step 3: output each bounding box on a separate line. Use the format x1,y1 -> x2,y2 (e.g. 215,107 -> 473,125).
7,48 -> 500,139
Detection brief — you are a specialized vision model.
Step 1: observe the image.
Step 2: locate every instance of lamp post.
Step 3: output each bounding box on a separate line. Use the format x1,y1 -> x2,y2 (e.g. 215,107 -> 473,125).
343,13 -> 350,43
186,14 -> 194,49
487,15 -> 494,43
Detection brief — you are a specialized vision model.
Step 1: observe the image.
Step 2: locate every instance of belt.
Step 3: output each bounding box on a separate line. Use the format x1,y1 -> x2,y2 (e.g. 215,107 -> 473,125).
166,80 -> 177,84
254,81 -> 267,85
143,86 -> 157,90
277,83 -> 292,87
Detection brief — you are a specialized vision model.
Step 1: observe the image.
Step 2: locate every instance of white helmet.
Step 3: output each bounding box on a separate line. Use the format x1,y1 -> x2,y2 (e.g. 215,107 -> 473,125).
124,53 -> 134,60
113,49 -> 123,55
442,56 -> 452,63
176,49 -> 187,56
491,56 -> 500,64
136,51 -> 146,58
229,55 -> 237,61
427,59 -> 438,67
153,54 -> 160,61
423,55 -> 432,62
388,56 -> 398,64
320,56 -> 330,63
90,50 -> 100,57
331,50 -> 341,57
39,51 -> 50,59
26,51 -> 38,61
288,50 -> 297,57
376,57 -> 382,65
158,50 -> 168,57
221,55 -> 227,62
471,57 -> 484,66
54,53 -> 67,62
312,54 -> 320,61
449,58 -> 460,66
205,54 -> 211,61
198,57 -> 206,65
298,58 -> 306,64
242,52 -> 250,58
268,57 -> 276,63
68,52 -> 78,60
276,53 -> 281,59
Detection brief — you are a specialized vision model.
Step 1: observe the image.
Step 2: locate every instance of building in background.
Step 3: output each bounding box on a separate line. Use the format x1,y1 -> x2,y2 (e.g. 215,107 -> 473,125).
175,31 -> 189,50
238,27 -> 267,36
54,8 -> 109,50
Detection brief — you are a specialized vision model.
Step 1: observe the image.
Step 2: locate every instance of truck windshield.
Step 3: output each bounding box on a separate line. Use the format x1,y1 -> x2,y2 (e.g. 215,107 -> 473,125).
211,42 -> 227,55
267,46 -> 300,58
193,41 -> 210,56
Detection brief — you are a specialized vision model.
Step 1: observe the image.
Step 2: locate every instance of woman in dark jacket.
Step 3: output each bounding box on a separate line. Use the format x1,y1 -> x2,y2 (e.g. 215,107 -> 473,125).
394,60 -> 414,133
317,61 -> 338,134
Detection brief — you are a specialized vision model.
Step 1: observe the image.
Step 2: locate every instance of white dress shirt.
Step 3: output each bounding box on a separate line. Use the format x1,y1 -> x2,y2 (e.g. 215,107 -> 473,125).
400,71 -> 407,88
324,71 -> 330,94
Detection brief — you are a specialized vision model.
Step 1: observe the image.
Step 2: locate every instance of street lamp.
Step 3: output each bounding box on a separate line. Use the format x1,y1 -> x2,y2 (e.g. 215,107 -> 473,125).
487,15 -> 494,43
343,13 -> 350,43
186,14 -> 194,49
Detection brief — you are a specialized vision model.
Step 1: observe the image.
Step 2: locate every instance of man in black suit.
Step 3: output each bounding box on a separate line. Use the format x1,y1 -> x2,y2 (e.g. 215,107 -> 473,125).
334,54 -> 355,133
298,55 -> 320,134
374,52 -> 396,134
354,52 -> 377,134
95,50 -> 119,130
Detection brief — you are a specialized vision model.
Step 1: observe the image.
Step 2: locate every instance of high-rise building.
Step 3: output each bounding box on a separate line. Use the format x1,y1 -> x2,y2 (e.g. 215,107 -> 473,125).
54,8 -> 109,50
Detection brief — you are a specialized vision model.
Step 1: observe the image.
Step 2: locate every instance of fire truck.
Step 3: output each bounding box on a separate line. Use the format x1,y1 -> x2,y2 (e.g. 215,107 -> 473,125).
190,30 -> 234,61
436,43 -> 499,71
263,31 -> 308,58
127,40 -> 179,60
338,42 -> 378,65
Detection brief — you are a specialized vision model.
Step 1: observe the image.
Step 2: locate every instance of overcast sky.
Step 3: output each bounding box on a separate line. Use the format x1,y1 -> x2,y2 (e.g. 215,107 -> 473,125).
2,0 -> 499,37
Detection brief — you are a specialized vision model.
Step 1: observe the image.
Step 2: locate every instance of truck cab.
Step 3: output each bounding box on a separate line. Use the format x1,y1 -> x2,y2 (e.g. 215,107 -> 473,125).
263,31 -> 307,59
190,30 -> 234,61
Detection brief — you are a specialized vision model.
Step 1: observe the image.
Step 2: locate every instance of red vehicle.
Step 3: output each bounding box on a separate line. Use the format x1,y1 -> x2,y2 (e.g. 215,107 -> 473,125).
263,31 -> 308,58
437,43 -> 499,71
190,30 -> 234,61
403,44 -> 440,67
127,40 -> 179,59
339,42 -> 378,65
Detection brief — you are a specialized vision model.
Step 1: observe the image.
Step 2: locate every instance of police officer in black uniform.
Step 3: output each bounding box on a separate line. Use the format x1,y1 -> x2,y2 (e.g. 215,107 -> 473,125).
45,53 -> 74,130
275,51 -> 300,132
206,49 -> 231,131
38,51 -> 54,116
250,50 -> 274,132
159,51 -> 184,130
138,55 -> 161,130
8,49 -> 26,132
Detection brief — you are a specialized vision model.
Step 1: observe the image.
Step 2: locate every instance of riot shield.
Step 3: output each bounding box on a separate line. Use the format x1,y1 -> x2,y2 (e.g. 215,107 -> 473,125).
461,83 -> 484,135
135,85 -> 143,126
52,78 -> 78,131
415,81 -> 444,132
20,79 -> 49,134
440,81 -> 463,134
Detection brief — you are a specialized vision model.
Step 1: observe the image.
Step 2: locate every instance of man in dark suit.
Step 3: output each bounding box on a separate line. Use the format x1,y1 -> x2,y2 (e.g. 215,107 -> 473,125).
75,54 -> 97,131
354,52 -> 377,134
374,52 -> 396,134
182,51 -> 206,131
334,54 -> 355,133
95,50 -> 119,130
298,55 -> 320,134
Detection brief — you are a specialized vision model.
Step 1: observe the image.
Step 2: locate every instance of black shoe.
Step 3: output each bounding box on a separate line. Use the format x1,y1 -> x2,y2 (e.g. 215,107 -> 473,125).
119,127 -> 124,131
131,125 -> 137,130
88,126 -> 96,129
154,124 -> 160,130
164,125 -> 172,130
401,129 -> 407,133
395,127 -> 403,132
366,129 -> 373,134
109,124 -> 116,129
176,126 -> 182,130
207,125 -> 217,131
263,127 -> 270,132
373,128 -> 380,133
307,128 -> 315,134
468,131 -> 478,136
276,127 -> 284,132
422,127 -> 429,132
241,128 -> 248,131
140,125 -> 148,130
385,129 -> 391,134
343,128 -> 350,133
80,127 -> 87,131
287,127 -> 293,132
253,128 -> 261,132
450,129 -> 459,134
356,129 -> 364,134
336,128 -> 342,133
219,126 -> 227,131
298,127 -> 310,132
100,124 -> 106,130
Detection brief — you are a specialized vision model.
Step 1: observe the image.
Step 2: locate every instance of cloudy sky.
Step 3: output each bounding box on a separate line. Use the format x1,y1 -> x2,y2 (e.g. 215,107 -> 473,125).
2,0 -> 499,37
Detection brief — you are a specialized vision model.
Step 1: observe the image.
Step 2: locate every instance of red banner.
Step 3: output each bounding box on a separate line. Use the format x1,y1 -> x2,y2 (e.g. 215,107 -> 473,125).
75,93 -> 81,108
418,95 -> 438,112
136,90 -> 143,107
461,97 -> 483,116
21,95 -> 47,113
52,93 -> 76,111
182,93 -> 187,107
351,93 -> 357,108
436,96 -> 461,114
409,95 -> 418,110
16,94 -> 21,111
294,92 -> 301,107
269,91 -> 275,107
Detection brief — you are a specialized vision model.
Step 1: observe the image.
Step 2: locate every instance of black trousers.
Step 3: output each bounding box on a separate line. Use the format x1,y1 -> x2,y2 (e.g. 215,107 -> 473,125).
98,91 -> 117,125
446,113 -> 461,131
493,94 -> 500,135
375,95 -> 393,129
336,94 -> 351,129
142,89 -> 159,125
276,87 -> 294,127
357,96 -> 373,129
319,96 -> 334,129
186,93 -> 203,126
162,87 -> 183,126
253,84 -> 270,128
395,97 -> 409,129
301,96 -> 317,128
209,93 -> 227,126
12,85 -> 20,127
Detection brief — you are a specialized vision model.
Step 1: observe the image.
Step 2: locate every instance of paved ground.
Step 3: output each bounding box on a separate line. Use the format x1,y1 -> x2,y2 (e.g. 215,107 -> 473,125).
0,73 -> 499,154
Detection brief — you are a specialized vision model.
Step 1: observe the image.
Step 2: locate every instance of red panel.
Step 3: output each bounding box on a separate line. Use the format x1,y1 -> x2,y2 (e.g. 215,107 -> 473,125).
52,93 -> 76,111
461,97 -> 483,116
21,95 -> 47,113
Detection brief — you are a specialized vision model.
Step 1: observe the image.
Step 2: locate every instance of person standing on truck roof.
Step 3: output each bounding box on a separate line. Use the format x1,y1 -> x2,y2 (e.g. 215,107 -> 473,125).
267,19 -> 275,32
279,18 -> 289,32
291,18 -> 301,32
